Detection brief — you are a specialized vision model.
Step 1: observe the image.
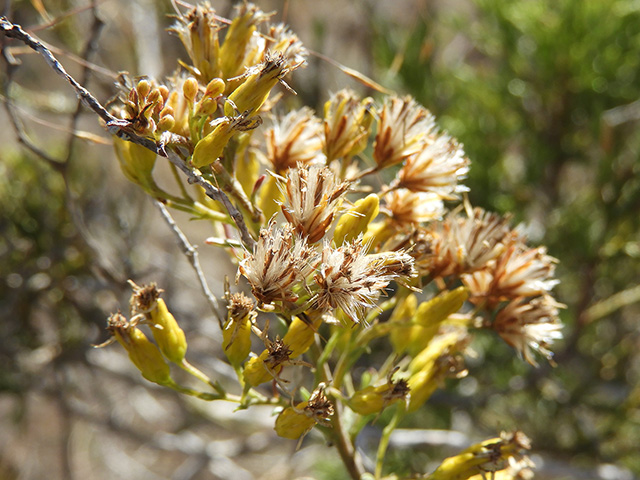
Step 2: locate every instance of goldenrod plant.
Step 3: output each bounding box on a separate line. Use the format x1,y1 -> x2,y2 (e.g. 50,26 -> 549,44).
1,3 -> 566,479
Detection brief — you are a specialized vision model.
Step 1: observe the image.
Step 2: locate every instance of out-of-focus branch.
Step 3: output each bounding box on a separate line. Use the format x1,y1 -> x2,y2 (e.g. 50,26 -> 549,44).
155,201 -> 224,326
0,16 -> 114,124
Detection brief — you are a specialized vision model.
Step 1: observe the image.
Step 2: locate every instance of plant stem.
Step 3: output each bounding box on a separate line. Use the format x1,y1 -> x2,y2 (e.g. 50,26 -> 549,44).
375,404 -> 404,479
331,402 -> 366,480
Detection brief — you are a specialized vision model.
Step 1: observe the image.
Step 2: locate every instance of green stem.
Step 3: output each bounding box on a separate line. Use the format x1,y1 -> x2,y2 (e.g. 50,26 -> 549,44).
165,380 -> 225,401
317,351 -> 366,480
375,404 -> 405,479
169,162 -> 192,201
180,359 -> 227,397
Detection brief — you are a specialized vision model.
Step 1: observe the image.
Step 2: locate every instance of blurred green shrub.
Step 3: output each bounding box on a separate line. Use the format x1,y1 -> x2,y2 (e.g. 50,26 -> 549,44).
372,0 -> 640,474
0,153 -> 100,392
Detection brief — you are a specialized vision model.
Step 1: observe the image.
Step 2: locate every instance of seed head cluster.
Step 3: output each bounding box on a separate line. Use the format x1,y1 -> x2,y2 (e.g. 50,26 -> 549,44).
103,1 -> 564,463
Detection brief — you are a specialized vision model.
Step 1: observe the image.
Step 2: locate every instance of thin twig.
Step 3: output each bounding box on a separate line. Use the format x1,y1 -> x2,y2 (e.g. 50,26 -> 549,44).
0,16 -> 115,124
155,201 -> 223,326
64,3 -> 104,163
160,143 -> 256,251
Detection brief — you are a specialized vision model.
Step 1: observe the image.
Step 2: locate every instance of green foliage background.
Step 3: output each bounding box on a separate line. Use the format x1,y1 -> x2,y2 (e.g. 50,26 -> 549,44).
371,0 -> 640,476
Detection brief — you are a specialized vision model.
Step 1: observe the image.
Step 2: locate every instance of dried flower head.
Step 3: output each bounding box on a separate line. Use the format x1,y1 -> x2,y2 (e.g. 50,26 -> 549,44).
323,89 -> 375,162
304,383 -> 335,425
280,164 -> 350,243
265,107 -> 325,172
349,373 -> 410,415
373,96 -> 435,169
396,133 -> 469,199
463,241 -> 559,303
227,291 -> 255,320
383,189 -> 444,228
238,222 -> 316,309
428,430 -> 532,479
265,23 -> 308,71
492,296 -> 563,366
274,384 -> 334,440
413,208 -> 512,277
128,280 -> 162,314
169,3 -> 224,83
313,239 -> 416,323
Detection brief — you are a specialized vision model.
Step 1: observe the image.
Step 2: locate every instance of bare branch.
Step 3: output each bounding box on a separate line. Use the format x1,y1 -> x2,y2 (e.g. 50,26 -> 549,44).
0,16 -> 115,125
155,201 -> 224,326
160,142 -> 256,251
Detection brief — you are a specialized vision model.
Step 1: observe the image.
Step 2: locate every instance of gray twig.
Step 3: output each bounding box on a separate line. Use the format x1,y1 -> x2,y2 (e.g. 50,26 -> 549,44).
155,200 -> 224,326
160,142 -> 256,251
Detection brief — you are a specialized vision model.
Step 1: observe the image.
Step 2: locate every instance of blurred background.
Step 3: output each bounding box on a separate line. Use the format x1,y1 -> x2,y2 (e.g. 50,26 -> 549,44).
1,0 -> 639,479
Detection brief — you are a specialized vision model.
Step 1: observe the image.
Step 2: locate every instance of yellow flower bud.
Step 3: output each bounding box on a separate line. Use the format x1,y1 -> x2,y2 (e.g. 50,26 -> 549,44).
235,148 -> 261,197
275,384 -> 333,439
413,287 -> 468,330
136,79 -> 151,100
196,97 -> 217,117
407,366 -> 440,413
192,114 -> 261,168
225,52 -> 289,116
222,292 -> 254,367
149,298 -> 188,364
244,350 -> 280,387
333,194 -> 380,246
349,379 -> 409,415
362,220 -> 395,249
204,77 -> 225,98
282,314 -> 322,358
428,431 -> 531,480
218,5 -> 266,81
389,294 -> 420,355
108,313 -> 172,385
113,138 -> 158,193
346,97 -> 375,158
182,77 -> 199,104
157,114 -> 175,132
191,117 -> 236,168
409,331 -> 466,375
392,287 -> 468,357
274,403 -> 316,439
407,330 -> 470,412
258,174 -> 284,221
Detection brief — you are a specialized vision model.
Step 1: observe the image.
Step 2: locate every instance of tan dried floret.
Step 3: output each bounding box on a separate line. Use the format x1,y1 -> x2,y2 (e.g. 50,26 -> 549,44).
383,189 -> 444,227
396,133 -> 469,199
413,207 -> 512,277
373,95 -> 435,169
265,23 -> 308,71
463,240 -> 559,303
313,239 -> 416,323
492,295 -> 563,366
237,222 -> 317,309
280,164 -> 350,243
265,107 -> 325,172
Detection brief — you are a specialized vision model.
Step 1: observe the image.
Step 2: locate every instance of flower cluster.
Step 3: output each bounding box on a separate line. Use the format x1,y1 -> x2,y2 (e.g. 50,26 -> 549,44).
101,2 -> 561,477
